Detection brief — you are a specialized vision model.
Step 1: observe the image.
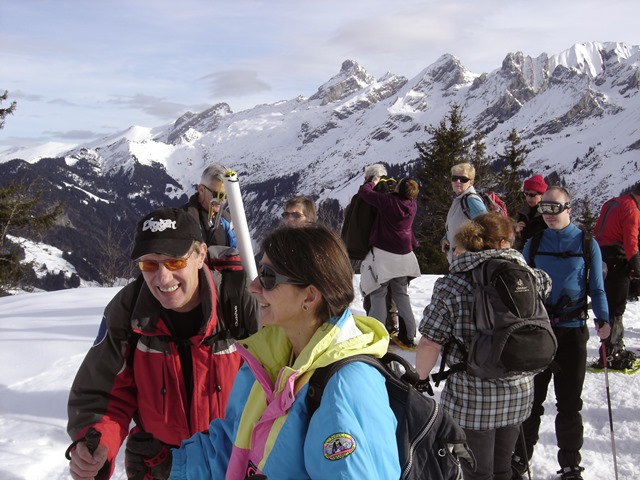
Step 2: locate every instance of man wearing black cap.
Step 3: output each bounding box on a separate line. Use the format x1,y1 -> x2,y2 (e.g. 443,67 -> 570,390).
66,207 -> 257,480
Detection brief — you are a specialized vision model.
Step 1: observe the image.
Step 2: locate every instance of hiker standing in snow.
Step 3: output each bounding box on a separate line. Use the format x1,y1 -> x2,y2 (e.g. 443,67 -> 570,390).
341,163 -> 390,273
182,163 -> 237,248
514,174 -> 548,251
281,195 -> 317,228
124,225 -> 400,479
358,176 -> 421,348
416,213 -> 551,480
512,186 -> 611,480
66,207 -> 258,480
341,163 -> 403,334
442,162 -> 487,264
592,181 -> 640,370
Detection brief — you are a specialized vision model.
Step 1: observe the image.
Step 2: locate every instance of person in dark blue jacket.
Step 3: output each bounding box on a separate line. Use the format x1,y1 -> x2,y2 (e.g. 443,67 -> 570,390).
512,186 -> 611,480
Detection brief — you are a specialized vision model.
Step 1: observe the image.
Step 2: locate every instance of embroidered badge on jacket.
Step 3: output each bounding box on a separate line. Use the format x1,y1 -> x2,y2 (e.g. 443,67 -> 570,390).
323,433 -> 356,460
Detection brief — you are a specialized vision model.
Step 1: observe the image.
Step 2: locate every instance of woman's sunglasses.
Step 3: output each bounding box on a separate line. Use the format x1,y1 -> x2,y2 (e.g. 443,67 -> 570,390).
258,263 -> 307,290
523,191 -> 541,198
451,175 -> 470,183
138,254 -> 192,272
538,201 -> 571,215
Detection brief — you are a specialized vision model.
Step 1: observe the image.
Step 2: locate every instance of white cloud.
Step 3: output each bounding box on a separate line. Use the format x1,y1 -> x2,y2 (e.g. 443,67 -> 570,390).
1,0 -> 640,148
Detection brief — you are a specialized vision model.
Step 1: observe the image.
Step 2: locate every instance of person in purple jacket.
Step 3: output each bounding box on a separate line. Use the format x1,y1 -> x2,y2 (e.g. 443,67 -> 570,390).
358,177 -> 421,348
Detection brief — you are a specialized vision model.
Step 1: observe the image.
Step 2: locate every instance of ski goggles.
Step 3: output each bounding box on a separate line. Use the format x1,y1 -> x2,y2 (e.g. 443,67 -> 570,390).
138,254 -> 192,272
451,175 -> 471,183
258,263 -> 307,290
538,201 -> 571,215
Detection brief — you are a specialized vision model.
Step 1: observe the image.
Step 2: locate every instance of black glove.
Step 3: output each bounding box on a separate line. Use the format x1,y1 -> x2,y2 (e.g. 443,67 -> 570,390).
629,252 -> 640,280
414,377 -> 434,396
125,432 -> 171,480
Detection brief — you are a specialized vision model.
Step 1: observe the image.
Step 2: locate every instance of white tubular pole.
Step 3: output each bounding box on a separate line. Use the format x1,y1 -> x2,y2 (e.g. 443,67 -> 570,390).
223,170 -> 258,281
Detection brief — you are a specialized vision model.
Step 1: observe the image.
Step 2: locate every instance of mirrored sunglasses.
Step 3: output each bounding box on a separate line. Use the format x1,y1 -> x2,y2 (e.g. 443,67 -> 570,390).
282,211 -> 304,219
138,255 -> 192,272
451,175 -> 470,183
538,201 -> 571,215
258,263 -> 307,291
523,191 -> 541,198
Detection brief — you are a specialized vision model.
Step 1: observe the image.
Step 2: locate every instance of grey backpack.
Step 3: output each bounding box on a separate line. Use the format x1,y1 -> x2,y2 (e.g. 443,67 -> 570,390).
434,258 -> 557,382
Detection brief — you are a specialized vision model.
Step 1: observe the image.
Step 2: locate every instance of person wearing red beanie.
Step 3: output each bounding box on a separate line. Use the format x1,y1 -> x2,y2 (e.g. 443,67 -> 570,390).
515,175 -> 549,250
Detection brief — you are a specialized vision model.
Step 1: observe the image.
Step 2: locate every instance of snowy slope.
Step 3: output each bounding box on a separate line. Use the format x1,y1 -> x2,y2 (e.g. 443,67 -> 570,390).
0,277 -> 639,479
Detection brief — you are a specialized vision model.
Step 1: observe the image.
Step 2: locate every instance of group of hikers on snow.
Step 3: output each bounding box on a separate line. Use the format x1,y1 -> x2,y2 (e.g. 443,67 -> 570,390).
65,161 -> 640,480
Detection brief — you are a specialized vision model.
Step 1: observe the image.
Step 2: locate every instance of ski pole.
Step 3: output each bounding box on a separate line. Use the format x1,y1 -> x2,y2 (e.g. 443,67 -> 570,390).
600,340 -> 619,480
517,425 -> 532,480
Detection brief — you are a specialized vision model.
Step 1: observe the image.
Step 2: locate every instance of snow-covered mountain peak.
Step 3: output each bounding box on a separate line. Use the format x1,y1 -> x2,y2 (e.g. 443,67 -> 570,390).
309,59 -> 375,105
3,42 -> 640,218
3,41 -> 640,291
411,53 -> 475,94
550,41 -> 640,77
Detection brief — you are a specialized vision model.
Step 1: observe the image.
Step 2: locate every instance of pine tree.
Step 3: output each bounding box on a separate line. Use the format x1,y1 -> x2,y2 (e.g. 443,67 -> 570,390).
575,195 -> 598,233
0,90 -> 17,129
468,131 -> 494,190
0,181 -> 64,295
495,128 -> 528,216
414,103 -> 485,274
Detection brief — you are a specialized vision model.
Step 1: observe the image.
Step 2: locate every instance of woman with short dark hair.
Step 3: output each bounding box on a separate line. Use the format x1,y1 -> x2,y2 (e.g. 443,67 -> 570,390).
154,224 -> 400,479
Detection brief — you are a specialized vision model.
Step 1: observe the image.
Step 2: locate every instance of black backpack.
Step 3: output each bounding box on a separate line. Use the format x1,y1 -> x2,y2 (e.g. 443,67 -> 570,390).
307,352 -> 475,480
434,258 -> 557,383
207,245 -> 252,340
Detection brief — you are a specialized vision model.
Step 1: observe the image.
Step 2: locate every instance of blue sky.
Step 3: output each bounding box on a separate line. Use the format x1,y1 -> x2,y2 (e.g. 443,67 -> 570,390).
1,0 -> 639,150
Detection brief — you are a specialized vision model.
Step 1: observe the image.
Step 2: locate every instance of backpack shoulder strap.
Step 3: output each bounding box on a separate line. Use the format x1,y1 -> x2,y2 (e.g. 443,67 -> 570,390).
528,231 -> 544,268
460,191 -> 477,219
582,230 -> 592,317
431,337 -> 467,386
431,269 -> 478,386
218,269 -> 246,339
306,353 -> 418,416
307,354 -> 378,416
583,231 -> 592,277
209,251 -> 247,340
594,198 -> 621,238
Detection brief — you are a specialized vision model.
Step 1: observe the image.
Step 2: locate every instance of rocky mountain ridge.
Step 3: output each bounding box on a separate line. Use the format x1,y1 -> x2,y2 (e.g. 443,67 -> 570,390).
2,41 -> 640,287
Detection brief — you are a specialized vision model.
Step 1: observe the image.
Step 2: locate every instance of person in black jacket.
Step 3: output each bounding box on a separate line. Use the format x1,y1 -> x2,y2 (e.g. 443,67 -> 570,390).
182,163 -> 237,249
514,174 -> 548,251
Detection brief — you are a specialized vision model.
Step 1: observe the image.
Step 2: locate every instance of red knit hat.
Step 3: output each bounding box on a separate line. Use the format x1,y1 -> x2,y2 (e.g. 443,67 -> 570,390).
523,175 -> 548,194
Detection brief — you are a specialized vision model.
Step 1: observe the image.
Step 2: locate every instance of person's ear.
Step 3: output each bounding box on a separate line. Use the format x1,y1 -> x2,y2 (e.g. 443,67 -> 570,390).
196,243 -> 207,268
302,285 -> 322,311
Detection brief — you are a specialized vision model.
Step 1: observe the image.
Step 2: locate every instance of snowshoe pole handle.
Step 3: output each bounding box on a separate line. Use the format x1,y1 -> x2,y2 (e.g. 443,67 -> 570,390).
85,428 -> 102,454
